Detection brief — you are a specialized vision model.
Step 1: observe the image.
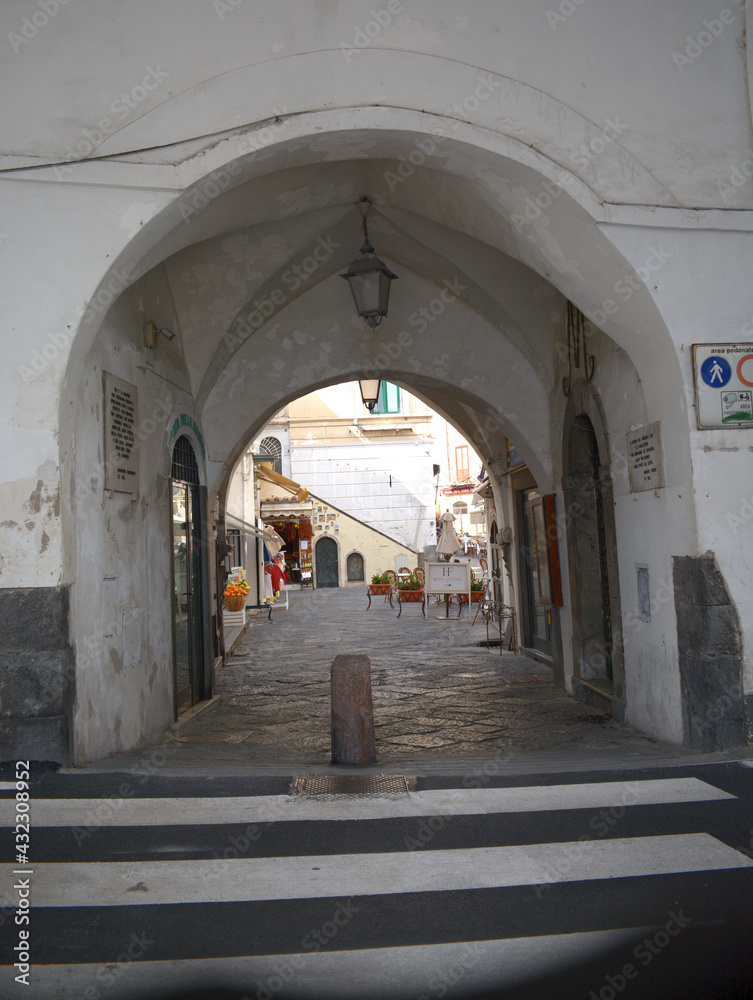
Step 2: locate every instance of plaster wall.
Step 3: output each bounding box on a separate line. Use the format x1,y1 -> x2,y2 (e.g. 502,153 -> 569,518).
601,225 -> 753,696
549,322 -> 689,743
2,1 -> 750,211
310,497 -> 417,588
292,442 -> 436,553
69,270 -> 196,763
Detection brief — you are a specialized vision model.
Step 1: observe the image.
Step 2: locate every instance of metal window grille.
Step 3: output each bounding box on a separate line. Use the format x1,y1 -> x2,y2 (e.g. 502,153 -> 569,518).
259,436 -> 283,474
347,552 -> 365,581
171,435 -> 200,484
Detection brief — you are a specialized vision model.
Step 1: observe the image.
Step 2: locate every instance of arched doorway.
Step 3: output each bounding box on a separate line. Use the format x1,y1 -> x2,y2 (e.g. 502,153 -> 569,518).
315,536 -> 339,588
171,436 -> 210,715
563,403 -> 624,718
346,551 -> 365,582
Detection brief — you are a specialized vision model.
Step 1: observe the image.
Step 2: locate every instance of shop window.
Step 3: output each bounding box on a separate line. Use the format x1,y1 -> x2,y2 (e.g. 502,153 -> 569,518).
372,382 -> 401,414
347,552 -> 365,581
455,445 -> 469,481
259,436 -> 283,474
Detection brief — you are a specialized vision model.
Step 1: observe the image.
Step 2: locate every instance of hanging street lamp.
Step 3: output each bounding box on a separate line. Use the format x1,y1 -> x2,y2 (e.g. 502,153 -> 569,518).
358,379 -> 381,412
341,197 -> 398,329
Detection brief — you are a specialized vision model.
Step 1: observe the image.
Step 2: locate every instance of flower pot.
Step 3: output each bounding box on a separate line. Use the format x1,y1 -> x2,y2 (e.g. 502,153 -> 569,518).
399,589 -> 424,602
369,583 -> 392,595
224,594 -> 247,612
459,591 -> 485,604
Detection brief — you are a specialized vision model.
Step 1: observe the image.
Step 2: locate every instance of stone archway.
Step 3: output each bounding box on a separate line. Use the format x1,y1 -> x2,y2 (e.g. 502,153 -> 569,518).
562,381 -> 625,720
45,104 -> 702,761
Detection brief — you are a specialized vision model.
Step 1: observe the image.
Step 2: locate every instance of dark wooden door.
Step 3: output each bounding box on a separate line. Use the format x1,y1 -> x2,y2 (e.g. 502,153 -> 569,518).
315,536 -> 339,588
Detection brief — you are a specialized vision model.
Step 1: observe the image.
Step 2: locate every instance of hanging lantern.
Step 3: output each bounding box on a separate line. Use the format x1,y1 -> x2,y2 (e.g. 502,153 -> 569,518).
358,379 -> 381,412
341,198 -> 398,329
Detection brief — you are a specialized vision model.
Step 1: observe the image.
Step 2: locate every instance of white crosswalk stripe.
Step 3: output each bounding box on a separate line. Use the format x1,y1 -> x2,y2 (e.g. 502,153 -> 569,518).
0,776 -> 733,826
7,833 -> 751,907
1,771 -> 751,1000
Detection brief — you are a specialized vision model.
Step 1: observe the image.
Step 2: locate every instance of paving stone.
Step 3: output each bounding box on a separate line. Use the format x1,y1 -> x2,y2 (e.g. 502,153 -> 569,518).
85,587 -> 749,775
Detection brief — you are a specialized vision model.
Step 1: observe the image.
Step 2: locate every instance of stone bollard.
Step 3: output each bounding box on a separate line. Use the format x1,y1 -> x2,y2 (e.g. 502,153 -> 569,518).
331,654 -> 376,765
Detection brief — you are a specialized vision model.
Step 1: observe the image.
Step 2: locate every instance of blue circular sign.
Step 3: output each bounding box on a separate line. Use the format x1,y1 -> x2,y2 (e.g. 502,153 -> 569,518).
701,355 -> 731,387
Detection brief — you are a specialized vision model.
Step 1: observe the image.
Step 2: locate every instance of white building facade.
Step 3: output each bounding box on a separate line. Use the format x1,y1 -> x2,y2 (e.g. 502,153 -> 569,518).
0,1 -> 751,762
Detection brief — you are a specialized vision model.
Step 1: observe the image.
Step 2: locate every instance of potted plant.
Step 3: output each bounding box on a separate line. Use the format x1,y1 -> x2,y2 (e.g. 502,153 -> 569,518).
368,571 -> 392,596
459,578 -> 486,604
396,572 -> 424,602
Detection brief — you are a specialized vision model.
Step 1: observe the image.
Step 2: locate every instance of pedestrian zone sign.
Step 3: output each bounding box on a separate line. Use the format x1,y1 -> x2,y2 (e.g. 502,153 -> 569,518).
692,344 -> 753,428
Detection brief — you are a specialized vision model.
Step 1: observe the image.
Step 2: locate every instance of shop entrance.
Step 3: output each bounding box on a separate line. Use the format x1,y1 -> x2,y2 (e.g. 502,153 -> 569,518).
519,489 -> 553,656
171,436 -> 208,715
564,413 -> 620,697
315,536 -> 339,588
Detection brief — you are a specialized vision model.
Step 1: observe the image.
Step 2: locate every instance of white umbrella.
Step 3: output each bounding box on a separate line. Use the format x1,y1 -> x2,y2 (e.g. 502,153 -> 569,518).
262,524 -> 285,558
436,510 -> 461,559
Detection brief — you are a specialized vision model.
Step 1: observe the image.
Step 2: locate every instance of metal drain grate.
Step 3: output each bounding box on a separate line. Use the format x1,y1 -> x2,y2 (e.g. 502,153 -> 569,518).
290,774 -> 410,796
174,732 -> 252,744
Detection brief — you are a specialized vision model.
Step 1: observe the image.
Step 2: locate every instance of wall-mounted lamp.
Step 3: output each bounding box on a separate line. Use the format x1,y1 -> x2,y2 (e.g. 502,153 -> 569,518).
341,198 -> 398,329
144,321 -> 176,348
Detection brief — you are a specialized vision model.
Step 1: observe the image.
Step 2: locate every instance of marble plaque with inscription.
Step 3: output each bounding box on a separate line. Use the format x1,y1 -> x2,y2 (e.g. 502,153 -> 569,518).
627,421 -> 665,493
104,372 -> 139,494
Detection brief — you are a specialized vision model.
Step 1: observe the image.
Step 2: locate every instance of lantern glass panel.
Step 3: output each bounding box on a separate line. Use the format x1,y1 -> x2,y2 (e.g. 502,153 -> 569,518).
359,379 -> 381,409
349,271 -> 381,318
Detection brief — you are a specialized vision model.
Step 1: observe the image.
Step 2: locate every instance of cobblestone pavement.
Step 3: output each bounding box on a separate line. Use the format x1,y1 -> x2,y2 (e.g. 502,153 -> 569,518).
84,586 -> 748,775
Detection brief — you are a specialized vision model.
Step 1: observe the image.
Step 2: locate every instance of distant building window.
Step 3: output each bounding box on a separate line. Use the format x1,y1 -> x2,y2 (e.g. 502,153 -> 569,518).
455,445 -> 470,481
347,552 -> 365,581
453,501 -> 468,515
372,382 -> 401,414
259,436 -> 283,474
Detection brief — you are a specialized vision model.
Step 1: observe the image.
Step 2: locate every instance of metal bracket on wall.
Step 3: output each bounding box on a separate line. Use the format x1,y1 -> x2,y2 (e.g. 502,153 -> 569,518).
562,301 -> 596,396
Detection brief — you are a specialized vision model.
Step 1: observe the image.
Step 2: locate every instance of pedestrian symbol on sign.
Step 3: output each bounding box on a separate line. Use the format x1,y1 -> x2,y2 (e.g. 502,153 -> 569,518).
700,356 -> 731,387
